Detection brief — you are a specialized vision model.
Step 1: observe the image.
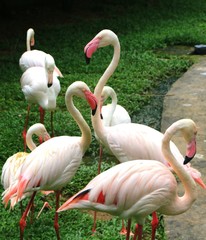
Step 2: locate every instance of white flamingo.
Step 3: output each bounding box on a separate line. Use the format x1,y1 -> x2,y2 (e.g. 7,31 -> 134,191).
20,53 -> 61,150
58,118 -> 198,240
2,81 -> 96,240
84,29 -> 205,233
101,86 -> 131,126
19,28 -> 63,77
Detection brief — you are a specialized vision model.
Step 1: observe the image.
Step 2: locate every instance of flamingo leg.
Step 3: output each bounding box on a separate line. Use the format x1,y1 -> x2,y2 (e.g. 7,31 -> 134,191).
92,144 -> 103,233
39,106 -> 45,144
133,224 -> 143,240
92,211 -> 97,234
39,106 -> 45,124
97,144 -> 103,174
126,219 -> 132,240
36,201 -> 52,219
151,212 -> 159,240
22,105 -> 31,151
51,111 -> 54,137
54,191 -> 61,240
19,191 -> 36,240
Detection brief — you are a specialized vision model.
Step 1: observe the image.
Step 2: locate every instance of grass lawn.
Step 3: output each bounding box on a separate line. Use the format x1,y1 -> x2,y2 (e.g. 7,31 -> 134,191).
1,0 -> 206,239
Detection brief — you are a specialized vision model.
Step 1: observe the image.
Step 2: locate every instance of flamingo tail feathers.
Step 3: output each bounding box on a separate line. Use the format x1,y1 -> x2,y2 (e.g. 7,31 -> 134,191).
57,189 -> 91,212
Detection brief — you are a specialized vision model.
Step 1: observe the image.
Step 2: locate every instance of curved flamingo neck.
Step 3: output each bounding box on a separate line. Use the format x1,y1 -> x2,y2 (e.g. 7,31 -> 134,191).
94,41 -> 120,101
92,39 -> 120,138
103,88 -> 117,126
65,91 -> 92,153
26,127 -> 39,151
26,31 -> 32,51
161,125 -> 197,214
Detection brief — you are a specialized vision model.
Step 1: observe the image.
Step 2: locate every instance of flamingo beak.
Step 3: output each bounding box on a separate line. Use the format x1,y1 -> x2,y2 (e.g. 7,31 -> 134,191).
84,38 -> 101,64
84,90 -> 98,116
30,37 -> 35,47
194,177 -> 206,189
54,66 -> 63,78
43,133 -> 51,141
47,72 -> 53,88
183,138 -> 196,164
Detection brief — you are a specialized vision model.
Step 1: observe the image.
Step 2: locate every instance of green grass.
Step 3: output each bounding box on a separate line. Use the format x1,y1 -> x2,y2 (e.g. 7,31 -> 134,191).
1,0 -> 206,239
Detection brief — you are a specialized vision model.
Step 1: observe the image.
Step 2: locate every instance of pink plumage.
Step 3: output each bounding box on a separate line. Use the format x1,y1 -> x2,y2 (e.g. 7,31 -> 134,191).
2,81 -> 97,240
58,119 -> 198,240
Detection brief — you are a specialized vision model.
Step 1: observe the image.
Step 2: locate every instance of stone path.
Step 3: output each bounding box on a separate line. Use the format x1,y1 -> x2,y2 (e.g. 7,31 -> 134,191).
161,56 -> 206,240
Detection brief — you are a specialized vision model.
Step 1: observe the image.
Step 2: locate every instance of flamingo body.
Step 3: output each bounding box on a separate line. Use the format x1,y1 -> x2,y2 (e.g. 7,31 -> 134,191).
85,29 -> 205,188
20,66 -> 60,111
1,123 -> 50,205
58,119 -> 198,239
2,81 -> 96,240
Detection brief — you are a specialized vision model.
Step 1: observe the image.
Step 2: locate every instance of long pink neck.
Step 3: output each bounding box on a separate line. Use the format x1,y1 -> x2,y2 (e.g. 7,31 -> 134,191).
92,41 -> 120,139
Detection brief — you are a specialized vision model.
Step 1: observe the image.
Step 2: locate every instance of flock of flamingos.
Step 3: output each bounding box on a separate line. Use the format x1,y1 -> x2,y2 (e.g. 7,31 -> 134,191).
1,28 -> 206,240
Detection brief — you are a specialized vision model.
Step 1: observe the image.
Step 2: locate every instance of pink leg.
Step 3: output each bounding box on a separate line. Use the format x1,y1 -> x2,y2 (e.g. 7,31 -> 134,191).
133,224 -> 143,240
126,219 -> 132,240
19,191 -> 36,240
92,144 -> 103,233
39,106 -> 45,124
92,211 -> 97,234
54,191 -> 61,240
22,105 -> 31,151
151,212 -> 159,240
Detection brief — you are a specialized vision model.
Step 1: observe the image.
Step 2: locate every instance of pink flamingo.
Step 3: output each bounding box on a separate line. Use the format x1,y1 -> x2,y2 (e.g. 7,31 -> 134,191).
1,123 -> 50,198
19,28 -> 63,77
20,53 -> 61,150
2,81 -> 96,240
1,123 -> 51,216
84,29 -> 205,233
58,118 -> 198,240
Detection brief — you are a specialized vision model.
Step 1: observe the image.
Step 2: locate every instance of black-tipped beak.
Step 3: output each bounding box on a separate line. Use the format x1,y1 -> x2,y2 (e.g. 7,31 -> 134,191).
92,107 -> 97,116
184,155 -> 194,165
47,83 -> 52,88
85,53 -> 90,64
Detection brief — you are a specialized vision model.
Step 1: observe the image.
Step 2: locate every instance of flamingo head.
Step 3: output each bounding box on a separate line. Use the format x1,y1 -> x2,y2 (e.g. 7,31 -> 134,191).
45,54 -> 55,87
84,90 -> 98,116
66,81 -> 98,115
84,29 -> 118,64
26,28 -> 35,50
179,119 -> 198,164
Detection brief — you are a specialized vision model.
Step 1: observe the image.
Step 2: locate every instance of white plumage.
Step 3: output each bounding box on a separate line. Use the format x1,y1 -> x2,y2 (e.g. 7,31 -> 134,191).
19,28 -> 63,77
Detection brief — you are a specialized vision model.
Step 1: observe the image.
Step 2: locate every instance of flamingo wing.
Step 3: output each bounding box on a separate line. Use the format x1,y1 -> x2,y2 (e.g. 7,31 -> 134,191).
58,160 -> 177,222
3,136 -> 84,206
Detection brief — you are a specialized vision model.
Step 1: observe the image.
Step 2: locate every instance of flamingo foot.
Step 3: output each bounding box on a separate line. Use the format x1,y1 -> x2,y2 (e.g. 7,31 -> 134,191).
120,219 -> 134,236
36,202 -> 52,219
